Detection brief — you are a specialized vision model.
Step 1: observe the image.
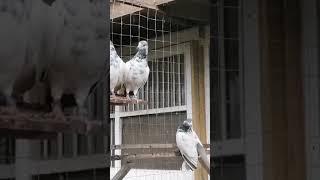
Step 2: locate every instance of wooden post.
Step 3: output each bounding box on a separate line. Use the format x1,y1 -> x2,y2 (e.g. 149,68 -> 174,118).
197,143 -> 210,174
284,0 -> 306,179
259,0 -> 306,179
190,40 -> 208,180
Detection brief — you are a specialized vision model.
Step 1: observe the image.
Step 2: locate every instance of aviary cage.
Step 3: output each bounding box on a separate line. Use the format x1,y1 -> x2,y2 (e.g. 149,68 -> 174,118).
109,0 -> 210,179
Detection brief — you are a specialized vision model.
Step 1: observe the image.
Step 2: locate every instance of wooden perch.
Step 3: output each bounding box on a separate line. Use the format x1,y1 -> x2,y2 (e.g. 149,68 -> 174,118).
111,143 -> 210,150
110,143 -> 211,177
110,95 -> 147,106
111,151 -> 181,161
0,108 -> 104,139
112,162 -> 135,180
197,143 -> 210,174
110,143 -> 210,161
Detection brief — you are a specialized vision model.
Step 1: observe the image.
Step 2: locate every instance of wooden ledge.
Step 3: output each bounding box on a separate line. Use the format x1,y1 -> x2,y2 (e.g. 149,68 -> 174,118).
0,108 -> 104,139
110,95 -> 147,106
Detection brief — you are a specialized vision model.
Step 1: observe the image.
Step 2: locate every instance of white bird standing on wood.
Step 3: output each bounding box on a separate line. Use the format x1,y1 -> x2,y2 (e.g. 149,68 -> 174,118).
44,0 -> 106,120
176,119 -> 202,171
110,41 -> 126,96
124,40 -> 150,99
0,0 -> 29,112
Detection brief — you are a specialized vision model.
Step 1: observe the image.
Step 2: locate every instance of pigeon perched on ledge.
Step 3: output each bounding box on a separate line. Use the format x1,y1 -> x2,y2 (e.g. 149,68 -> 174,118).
124,40 -> 150,99
43,0 -> 106,120
110,41 -> 126,96
176,119 -> 202,171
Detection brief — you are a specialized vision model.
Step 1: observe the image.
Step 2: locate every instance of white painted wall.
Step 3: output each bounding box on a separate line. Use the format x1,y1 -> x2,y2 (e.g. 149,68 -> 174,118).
110,168 -> 193,180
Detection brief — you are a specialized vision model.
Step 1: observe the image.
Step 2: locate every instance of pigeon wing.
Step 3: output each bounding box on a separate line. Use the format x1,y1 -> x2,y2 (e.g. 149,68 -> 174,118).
176,131 -> 198,171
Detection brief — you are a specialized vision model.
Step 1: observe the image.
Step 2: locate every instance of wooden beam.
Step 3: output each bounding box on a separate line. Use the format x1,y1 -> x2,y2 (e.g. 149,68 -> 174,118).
110,0 -> 175,19
191,40 -> 208,179
111,150 -> 210,161
111,143 -> 210,149
111,151 -> 181,161
0,109 -> 104,139
284,0 -> 306,179
197,143 -> 210,174
111,162 -> 135,180
153,0 -> 175,5
110,95 -> 147,106
117,0 -> 159,10
259,0 -> 306,179
110,2 -> 143,19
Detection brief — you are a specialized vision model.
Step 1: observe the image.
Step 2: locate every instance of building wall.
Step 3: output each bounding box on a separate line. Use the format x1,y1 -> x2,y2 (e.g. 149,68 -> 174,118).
302,0 -> 320,180
110,168 -> 193,180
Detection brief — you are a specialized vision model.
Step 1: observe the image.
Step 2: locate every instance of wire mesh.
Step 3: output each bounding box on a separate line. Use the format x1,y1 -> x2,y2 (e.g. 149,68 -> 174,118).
110,1 -> 193,179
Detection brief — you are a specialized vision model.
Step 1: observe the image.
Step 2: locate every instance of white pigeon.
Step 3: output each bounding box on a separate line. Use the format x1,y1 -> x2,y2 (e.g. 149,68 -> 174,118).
124,40 -> 150,99
110,41 -> 126,96
27,0 -> 64,80
176,119 -> 202,171
0,0 -> 29,111
45,0 -> 106,120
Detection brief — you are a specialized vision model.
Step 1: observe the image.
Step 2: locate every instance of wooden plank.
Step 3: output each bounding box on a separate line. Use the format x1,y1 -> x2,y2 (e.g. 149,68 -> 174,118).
260,0 -> 306,179
190,40 -> 208,179
111,0 -> 175,19
284,0 -> 306,180
117,0 -> 159,10
111,162 -> 135,180
0,109 -> 104,139
110,2 -> 143,19
110,95 -> 147,106
111,152 -> 181,161
111,149 -> 210,161
153,0 -> 175,5
197,143 -> 210,174
111,143 -> 210,149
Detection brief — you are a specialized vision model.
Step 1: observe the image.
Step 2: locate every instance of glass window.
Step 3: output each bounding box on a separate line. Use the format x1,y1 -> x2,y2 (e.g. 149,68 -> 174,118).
211,0 -> 242,141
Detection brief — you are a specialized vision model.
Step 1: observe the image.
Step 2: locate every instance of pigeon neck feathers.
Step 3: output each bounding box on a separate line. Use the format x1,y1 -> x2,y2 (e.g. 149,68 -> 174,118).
177,124 -> 192,133
134,49 -> 147,60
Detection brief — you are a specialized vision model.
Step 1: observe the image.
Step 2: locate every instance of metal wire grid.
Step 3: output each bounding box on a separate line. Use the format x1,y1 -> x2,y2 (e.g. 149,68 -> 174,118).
110,1 -> 191,179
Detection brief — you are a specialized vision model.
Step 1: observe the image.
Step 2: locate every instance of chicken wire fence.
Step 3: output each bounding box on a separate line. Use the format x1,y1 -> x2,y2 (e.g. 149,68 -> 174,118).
110,1 -> 194,179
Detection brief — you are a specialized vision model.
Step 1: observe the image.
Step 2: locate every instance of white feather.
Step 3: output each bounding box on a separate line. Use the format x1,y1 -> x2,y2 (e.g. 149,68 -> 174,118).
47,0 -> 106,115
110,41 -> 125,95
